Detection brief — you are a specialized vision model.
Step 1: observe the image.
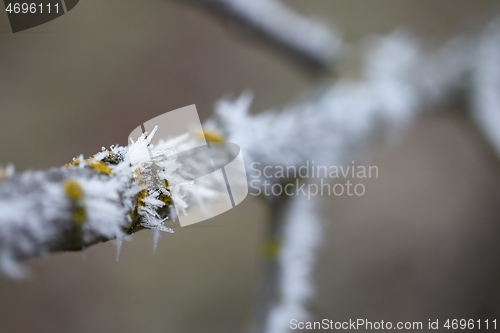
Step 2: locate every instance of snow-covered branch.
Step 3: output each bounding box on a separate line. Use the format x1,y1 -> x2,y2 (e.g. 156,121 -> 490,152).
187,0 -> 343,68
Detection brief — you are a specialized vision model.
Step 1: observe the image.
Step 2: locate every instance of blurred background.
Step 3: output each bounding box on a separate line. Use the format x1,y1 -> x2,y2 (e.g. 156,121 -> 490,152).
1,1 -> 500,332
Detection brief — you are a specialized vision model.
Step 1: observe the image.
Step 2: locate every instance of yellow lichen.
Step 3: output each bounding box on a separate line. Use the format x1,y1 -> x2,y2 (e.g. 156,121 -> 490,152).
194,130 -> 225,142
137,180 -> 171,207
64,180 -> 84,201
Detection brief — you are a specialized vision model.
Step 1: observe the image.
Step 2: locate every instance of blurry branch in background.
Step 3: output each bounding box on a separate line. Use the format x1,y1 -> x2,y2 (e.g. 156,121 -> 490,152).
249,194 -> 321,333
471,22 -> 500,157
183,0 -> 343,70
205,13 -> 500,333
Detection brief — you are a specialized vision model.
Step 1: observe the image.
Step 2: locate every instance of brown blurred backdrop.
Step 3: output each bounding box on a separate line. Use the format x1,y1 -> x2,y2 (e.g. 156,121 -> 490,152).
1,1 -> 500,332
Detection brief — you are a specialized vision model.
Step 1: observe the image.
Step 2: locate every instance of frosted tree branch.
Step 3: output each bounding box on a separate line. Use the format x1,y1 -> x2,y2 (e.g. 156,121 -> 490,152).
206,20 -> 500,333
186,0 -> 343,68
248,194 -> 321,333
0,2 -> 499,333
0,134 -> 171,277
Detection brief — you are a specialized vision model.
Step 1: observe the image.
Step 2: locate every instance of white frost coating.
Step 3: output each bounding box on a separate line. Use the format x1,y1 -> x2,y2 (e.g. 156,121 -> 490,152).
152,229 -> 161,253
115,237 -> 123,262
265,194 -> 321,333
77,176 -> 128,242
0,174 -> 69,278
218,0 -> 342,65
471,20 -> 500,156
